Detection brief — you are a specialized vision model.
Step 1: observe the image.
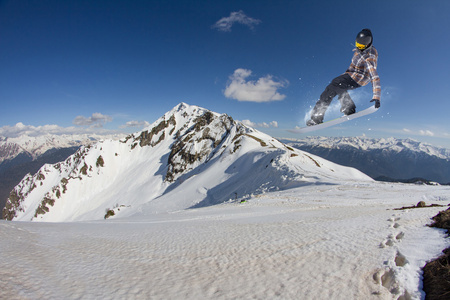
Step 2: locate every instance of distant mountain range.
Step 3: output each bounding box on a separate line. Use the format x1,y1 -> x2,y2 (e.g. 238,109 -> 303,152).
0,134 -> 122,213
284,136 -> 450,184
3,103 -> 371,222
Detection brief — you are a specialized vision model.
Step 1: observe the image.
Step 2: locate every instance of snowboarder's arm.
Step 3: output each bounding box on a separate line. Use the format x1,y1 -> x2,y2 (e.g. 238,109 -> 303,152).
365,55 -> 381,101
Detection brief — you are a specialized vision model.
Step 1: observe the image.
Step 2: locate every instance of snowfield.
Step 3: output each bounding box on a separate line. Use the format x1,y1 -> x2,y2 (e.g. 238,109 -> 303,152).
1,182 -> 449,300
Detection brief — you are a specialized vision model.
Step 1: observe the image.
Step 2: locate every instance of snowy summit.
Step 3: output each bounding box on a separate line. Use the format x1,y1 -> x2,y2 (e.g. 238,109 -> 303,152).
3,103 -> 370,222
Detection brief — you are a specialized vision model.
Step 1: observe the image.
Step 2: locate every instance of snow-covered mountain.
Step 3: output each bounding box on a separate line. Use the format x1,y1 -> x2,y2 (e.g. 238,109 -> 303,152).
285,136 -> 450,184
0,133 -> 121,163
0,133 -> 122,214
3,103 -> 371,222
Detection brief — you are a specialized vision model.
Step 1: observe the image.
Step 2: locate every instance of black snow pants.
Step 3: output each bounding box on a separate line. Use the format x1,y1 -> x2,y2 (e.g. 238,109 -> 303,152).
311,73 -> 360,123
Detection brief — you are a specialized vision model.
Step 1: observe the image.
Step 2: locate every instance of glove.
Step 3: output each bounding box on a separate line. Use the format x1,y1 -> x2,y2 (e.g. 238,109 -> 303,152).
370,99 -> 380,109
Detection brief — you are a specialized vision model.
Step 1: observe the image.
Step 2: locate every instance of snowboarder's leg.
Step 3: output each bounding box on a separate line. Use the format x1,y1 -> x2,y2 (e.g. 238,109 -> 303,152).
308,74 -> 360,125
310,85 -> 337,124
334,74 -> 359,115
338,91 -> 356,115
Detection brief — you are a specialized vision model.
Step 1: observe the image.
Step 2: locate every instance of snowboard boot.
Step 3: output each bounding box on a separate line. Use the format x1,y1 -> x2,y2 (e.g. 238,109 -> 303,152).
341,105 -> 356,116
306,119 -> 318,126
306,115 -> 323,126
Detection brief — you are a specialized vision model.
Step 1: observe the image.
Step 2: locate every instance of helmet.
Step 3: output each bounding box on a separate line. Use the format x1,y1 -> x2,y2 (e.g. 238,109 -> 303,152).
355,28 -> 373,51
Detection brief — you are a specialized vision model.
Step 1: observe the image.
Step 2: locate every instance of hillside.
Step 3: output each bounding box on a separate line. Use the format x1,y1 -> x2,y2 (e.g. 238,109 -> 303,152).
0,134 -> 121,213
0,147 -> 80,215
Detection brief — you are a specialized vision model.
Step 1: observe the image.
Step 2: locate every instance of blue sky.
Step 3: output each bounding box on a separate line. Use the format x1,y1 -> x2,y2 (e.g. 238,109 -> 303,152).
1,0 -> 450,148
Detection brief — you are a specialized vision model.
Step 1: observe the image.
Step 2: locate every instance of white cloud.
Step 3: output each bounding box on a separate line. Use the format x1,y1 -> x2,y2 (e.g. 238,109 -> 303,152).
241,120 -> 278,128
402,128 -> 435,137
73,113 -> 113,127
224,69 -> 288,102
212,10 -> 261,32
0,122 -> 119,138
0,123 -> 63,137
419,130 -> 434,137
119,120 -> 150,129
269,121 -> 278,128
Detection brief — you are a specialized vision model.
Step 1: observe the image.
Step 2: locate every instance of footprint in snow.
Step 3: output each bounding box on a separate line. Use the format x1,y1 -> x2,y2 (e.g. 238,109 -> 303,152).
373,214 -> 411,298
379,214 -> 404,248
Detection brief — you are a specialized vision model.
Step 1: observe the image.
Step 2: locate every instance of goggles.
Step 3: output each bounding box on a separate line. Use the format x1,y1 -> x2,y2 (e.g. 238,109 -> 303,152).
356,41 -> 367,50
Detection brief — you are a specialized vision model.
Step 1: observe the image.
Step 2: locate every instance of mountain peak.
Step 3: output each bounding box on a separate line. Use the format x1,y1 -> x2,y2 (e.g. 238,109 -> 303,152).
4,104 -> 371,222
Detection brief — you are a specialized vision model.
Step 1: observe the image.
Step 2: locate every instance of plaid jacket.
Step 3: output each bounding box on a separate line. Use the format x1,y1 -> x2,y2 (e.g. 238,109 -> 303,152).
346,46 -> 381,100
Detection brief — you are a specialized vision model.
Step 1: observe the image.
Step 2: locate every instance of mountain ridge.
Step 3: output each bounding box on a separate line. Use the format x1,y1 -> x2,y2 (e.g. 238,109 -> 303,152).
284,136 -> 450,158
0,132 -> 123,162
0,133 -> 123,213
285,136 -> 450,184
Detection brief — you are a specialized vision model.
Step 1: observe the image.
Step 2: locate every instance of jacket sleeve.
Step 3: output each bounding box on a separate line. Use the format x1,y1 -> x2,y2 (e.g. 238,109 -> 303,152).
366,55 -> 381,100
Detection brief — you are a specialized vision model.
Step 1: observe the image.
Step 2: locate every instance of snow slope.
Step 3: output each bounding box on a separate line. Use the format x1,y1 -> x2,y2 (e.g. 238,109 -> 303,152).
4,103 -> 371,222
1,182 -> 449,299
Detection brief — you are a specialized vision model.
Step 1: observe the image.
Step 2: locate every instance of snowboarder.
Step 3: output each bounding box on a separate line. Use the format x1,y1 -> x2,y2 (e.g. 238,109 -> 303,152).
307,28 -> 381,126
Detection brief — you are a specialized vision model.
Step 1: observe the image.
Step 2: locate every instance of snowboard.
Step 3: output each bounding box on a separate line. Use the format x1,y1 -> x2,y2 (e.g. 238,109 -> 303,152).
289,106 -> 379,134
